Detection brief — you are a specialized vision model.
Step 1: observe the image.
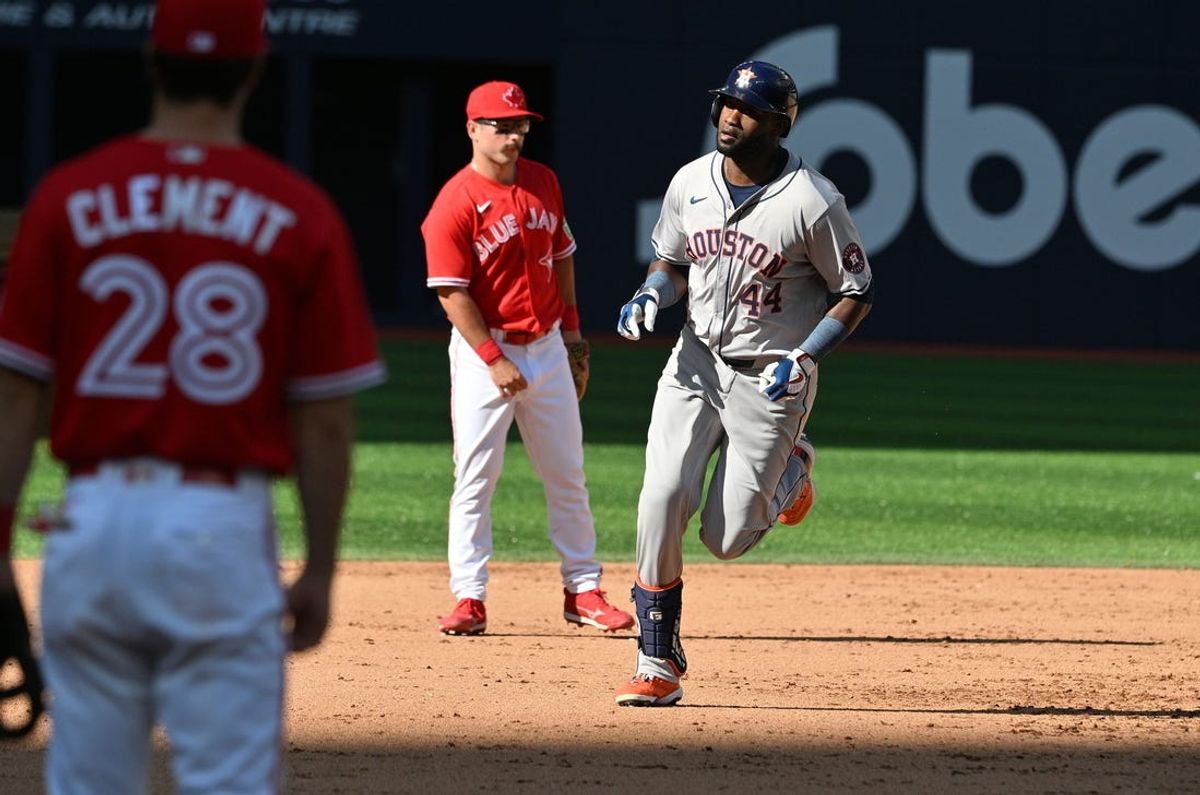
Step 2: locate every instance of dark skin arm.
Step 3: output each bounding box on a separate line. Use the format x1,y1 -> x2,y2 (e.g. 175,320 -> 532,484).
642,258 -> 689,297
786,294 -> 872,370
823,294 -> 872,338
616,259 -> 688,340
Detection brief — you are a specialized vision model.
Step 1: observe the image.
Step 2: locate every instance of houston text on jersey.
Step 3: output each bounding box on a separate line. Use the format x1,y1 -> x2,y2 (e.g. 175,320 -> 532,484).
684,228 -> 786,278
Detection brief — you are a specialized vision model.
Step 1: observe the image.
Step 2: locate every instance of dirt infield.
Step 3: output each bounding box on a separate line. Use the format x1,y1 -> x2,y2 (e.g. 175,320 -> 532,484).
3,560 -> 1199,793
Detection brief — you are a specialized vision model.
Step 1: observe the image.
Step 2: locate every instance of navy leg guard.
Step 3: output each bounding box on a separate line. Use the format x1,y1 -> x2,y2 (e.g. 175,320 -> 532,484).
632,580 -> 687,674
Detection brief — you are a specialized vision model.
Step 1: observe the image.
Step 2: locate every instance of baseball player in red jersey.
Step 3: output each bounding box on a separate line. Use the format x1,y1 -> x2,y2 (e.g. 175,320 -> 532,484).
0,0 -> 386,790
422,81 -> 633,637
612,62 -> 874,706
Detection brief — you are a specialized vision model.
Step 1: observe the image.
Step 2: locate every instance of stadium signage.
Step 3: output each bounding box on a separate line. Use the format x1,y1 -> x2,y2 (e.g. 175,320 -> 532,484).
639,26 -> 1200,273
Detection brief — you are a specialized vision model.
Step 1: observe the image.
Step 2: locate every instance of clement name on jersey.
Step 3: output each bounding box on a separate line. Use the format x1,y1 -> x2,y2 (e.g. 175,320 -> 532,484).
0,135 -> 385,475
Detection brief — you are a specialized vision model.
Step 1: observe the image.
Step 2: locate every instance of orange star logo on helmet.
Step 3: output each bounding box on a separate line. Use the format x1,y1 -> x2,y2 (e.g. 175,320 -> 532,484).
735,67 -> 757,89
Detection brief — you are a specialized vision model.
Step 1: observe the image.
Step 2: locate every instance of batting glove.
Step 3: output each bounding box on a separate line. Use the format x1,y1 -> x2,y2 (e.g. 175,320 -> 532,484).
758,351 -> 817,401
616,289 -> 660,341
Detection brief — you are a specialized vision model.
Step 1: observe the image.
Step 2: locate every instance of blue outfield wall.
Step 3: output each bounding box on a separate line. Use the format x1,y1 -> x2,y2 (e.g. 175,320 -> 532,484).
2,0 -> 1198,350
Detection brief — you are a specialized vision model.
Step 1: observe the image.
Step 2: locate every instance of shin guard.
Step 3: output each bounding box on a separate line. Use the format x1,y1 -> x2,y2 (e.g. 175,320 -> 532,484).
632,580 -> 687,674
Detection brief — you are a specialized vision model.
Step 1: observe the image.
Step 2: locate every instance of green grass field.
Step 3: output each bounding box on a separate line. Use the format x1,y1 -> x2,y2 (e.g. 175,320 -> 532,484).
12,338 -> 1200,567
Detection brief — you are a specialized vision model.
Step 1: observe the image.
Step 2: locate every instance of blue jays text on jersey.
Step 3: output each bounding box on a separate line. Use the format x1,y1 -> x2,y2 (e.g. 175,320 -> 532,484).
473,206 -> 561,264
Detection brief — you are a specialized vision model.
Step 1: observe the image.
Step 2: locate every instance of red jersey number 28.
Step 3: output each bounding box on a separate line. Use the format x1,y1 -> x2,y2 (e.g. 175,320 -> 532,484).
76,255 -> 267,405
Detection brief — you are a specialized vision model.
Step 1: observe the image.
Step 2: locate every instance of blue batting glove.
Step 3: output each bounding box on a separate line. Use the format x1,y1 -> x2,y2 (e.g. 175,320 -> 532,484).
757,351 -> 816,401
616,290 -> 660,341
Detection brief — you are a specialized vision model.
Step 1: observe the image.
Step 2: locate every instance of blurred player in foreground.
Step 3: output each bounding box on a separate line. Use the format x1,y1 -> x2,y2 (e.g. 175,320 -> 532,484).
0,0 -> 385,788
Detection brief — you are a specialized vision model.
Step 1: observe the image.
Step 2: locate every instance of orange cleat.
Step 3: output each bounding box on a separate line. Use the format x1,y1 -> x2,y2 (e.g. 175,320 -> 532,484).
777,436 -> 816,526
777,479 -> 815,526
614,673 -> 684,707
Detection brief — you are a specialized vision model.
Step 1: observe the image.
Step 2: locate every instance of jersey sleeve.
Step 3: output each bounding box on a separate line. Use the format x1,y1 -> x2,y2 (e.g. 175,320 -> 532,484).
285,209 -> 387,401
804,200 -> 873,298
0,181 -> 65,381
650,170 -> 690,266
422,191 -> 477,289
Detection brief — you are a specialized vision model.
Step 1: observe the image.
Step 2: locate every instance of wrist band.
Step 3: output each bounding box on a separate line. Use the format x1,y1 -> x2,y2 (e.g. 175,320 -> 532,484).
0,504 -> 14,558
642,269 -> 679,308
797,316 -> 850,362
561,304 -> 580,331
474,337 -> 504,366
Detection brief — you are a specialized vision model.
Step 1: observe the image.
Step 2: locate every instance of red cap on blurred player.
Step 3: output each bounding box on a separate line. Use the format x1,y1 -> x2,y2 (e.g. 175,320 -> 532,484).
466,81 -> 544,121
152,0 -> 268,60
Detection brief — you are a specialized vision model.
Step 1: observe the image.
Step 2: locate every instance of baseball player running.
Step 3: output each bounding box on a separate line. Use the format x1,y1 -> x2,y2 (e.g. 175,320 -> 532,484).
0,0 -> 386,790
422,81 -> 633,637
613,61 -> 874,706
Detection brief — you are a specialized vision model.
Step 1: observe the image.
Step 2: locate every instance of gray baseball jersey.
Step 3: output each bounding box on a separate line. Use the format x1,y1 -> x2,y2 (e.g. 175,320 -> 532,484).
651,150 -> 872,360
635,149 -> 872,586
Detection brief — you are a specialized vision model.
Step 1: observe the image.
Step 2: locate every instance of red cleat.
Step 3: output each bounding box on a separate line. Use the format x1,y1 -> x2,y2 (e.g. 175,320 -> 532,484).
438,598 -> 487,635
563,588 -> 634,632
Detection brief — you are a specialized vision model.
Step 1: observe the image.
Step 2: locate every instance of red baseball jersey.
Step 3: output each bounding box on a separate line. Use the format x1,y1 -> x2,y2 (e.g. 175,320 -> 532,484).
422,159 -> 576,334
0,135 -> 386,474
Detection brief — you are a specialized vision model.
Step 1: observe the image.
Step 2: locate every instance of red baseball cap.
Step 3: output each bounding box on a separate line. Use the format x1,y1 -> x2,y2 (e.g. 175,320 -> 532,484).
465,81 -> 544,121
152,0 -> 268,60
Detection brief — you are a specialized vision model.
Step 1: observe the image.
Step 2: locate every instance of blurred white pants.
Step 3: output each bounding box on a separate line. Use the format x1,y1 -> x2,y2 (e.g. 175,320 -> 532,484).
40,459 -> 284,795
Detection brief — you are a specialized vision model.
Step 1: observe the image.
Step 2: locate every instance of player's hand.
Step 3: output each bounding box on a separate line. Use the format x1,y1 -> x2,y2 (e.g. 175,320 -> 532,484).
758,351 -> 816,401
0,575 -> 45,740
490,358 -> 528,397
285,568 -> 333,653
617,289 -> 660,341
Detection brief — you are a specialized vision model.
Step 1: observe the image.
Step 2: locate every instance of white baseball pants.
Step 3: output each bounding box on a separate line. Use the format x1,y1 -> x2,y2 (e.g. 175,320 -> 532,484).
40,459 -> 284,795
447,327 -> 602,600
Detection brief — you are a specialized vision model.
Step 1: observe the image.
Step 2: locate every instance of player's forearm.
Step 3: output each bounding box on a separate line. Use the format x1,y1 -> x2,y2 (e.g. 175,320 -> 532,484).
0,369 -> 41,560
795,296 -> 872,363
647,260 -> 688,299
0,369 -> 40,503
436,287 -> 493,348
290,396 -> 354,579
552,256 -> 583,343
826,295 -> 872,336
552,255 -> 578,306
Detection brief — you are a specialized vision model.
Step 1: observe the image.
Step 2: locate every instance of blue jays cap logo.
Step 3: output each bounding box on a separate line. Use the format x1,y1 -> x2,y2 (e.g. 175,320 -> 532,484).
502,85 -> 524,109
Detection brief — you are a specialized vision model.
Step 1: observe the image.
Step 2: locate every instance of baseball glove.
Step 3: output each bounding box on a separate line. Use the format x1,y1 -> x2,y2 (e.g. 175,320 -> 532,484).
0,586 -> 44,739
565,339 -> 590,401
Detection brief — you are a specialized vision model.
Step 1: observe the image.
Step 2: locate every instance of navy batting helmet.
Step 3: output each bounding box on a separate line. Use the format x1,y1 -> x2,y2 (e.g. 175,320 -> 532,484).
709,61 -> 799,137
